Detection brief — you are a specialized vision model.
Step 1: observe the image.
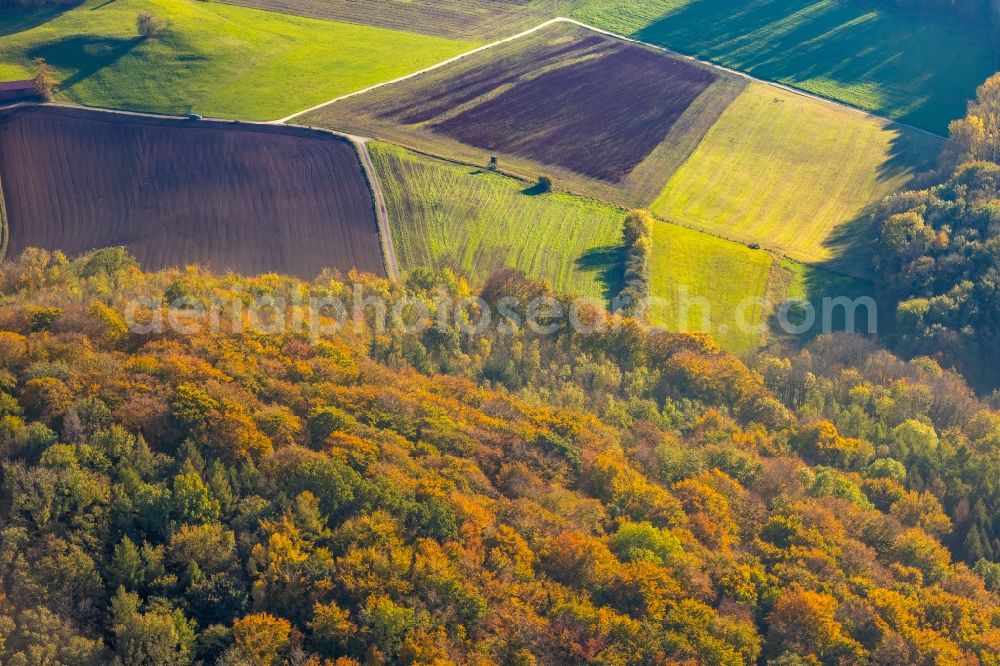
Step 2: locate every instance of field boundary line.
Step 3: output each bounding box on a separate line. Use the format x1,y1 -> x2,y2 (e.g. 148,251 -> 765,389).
275,16 -> 945,140
273,17 -> 568,124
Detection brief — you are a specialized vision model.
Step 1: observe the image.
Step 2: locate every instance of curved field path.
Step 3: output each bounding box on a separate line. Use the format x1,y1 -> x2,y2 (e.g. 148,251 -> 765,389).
340,133 -> 400,280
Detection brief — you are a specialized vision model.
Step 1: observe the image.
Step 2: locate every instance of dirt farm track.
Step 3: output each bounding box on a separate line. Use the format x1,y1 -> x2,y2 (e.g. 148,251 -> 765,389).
0,106 -> 385,279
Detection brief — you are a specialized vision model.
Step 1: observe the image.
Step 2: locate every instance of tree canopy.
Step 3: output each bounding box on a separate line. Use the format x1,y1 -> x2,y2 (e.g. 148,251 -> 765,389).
0,248 -> 996,664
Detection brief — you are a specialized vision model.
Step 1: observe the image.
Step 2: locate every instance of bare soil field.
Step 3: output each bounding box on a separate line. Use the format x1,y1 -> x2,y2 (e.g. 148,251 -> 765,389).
303,22 -> 727,204
430,40 -> 716,181
217,0 -> 574,40
0,106 -> 384,279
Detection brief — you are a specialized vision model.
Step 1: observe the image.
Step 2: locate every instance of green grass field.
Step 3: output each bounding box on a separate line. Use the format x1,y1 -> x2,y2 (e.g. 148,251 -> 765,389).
651,83 -> 940,273
648,221 -> 773,354
0,0 -> 475,120
369,142 -> 628,301
647,224 -> 873,353
573,0 -> 994,134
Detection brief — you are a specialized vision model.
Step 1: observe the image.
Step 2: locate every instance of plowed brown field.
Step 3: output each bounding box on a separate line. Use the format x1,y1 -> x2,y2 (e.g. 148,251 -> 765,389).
0,107 -> 384,279
428,41 -> 716,182
303,22 -> 723,200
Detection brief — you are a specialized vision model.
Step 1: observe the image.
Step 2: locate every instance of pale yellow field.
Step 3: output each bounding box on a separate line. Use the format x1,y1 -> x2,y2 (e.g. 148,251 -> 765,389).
648,220 -> 773,355
651,83 -> 940,272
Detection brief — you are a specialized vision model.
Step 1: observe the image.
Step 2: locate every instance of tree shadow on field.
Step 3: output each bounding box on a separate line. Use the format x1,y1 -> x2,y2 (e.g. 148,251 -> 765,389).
876,124 -> 941,184
766,261 -> 875,341
821,128 -> 939,279
520,182 -> 549,196
0,5 -> 74,37
575,245 -> 626,304
29,35 -> 141,90
819,210 -> 877,280
633,0 -> 986,132
760,124 -> 936,348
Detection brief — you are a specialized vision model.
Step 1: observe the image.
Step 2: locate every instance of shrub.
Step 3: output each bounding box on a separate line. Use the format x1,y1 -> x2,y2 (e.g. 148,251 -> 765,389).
32,58 -> 57,101
28,306 -> 61,332
137,12 -> 167,38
